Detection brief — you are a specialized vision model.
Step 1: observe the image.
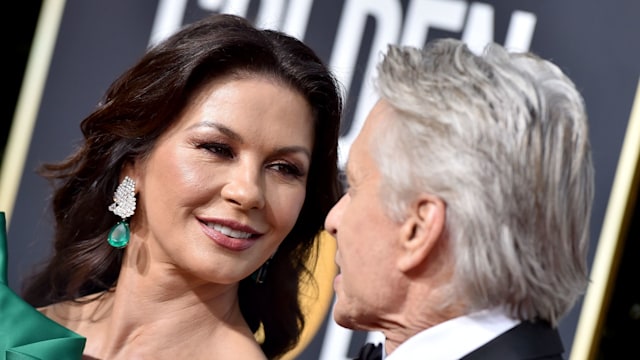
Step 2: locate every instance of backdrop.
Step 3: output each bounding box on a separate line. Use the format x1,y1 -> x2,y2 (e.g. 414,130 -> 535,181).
2,1 -> 639,359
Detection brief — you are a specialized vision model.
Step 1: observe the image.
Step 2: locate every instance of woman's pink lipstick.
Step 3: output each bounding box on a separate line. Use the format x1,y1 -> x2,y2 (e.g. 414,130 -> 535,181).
199,218 -> 261,251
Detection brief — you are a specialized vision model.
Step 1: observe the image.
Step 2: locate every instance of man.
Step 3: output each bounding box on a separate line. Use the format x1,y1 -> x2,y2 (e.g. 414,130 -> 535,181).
324,38 -> 594,359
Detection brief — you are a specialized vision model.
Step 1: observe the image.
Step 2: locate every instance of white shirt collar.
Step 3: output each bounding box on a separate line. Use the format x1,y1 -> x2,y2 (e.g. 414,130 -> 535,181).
384,308 -> 520,360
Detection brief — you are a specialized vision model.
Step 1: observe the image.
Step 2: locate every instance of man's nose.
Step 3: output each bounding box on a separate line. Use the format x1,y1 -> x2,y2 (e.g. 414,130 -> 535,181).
324,194 -> 347,236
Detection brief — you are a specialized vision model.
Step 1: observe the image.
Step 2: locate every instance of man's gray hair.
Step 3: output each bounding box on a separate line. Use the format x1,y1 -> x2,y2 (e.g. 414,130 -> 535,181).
371,38 -> 594,326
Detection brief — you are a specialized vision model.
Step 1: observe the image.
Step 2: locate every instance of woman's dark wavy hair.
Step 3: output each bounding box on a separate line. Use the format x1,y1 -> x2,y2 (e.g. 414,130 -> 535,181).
21,13 -> 343,359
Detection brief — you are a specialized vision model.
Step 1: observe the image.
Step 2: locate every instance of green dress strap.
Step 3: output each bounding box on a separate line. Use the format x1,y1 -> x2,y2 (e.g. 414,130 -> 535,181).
0,212 -> 86,360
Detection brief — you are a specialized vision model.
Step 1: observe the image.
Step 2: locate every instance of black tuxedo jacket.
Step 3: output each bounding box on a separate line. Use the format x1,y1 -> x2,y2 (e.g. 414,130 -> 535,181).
461,321 -> 565,360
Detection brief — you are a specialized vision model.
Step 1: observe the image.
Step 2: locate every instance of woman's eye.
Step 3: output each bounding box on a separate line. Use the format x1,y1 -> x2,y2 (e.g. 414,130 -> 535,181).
270,162 -> 304,178
200,142 -> 234,158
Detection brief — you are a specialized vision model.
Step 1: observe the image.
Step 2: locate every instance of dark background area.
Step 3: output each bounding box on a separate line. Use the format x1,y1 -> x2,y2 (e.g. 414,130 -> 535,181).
1,0 -> 43,169
2,1 -> 638,359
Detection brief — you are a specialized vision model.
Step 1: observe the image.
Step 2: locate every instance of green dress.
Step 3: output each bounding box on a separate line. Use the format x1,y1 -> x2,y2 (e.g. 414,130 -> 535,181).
0,212 -> 86,360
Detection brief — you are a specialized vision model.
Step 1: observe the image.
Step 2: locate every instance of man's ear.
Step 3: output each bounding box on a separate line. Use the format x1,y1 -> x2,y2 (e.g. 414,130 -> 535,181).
397,194 -> 446,272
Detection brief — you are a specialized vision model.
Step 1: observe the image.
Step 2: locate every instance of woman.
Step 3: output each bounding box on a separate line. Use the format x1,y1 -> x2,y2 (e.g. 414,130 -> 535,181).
21,13 -> 343,359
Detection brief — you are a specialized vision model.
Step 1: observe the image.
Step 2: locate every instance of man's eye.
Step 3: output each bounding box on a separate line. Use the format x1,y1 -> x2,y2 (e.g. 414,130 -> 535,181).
338,169 -> 349,194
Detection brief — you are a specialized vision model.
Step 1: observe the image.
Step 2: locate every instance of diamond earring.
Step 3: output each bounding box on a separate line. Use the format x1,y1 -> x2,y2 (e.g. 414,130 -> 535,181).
107,176 -> 136,248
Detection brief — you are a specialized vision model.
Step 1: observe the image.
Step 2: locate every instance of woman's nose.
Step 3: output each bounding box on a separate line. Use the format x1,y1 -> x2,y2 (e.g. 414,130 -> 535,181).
221,165 -> 266,210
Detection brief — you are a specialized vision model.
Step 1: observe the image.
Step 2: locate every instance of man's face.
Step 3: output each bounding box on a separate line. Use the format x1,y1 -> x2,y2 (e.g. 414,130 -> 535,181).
324,99 -> 404,330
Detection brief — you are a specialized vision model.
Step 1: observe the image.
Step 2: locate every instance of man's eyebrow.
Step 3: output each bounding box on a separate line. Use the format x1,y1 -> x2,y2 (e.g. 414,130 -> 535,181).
343,159 -> 356,185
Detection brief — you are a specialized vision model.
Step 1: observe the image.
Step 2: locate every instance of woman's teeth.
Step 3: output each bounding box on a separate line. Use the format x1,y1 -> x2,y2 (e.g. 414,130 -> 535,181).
209,223 -> 253,239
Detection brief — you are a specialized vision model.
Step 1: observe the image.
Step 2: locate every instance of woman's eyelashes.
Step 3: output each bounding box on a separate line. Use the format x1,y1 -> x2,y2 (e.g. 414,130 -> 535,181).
268,161 -> 305,179
197,141 -> 306,180
200,141 -> 234,158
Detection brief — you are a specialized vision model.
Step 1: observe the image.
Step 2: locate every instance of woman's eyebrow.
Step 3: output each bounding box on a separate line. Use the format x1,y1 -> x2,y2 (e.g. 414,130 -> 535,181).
188,121 -> 243,143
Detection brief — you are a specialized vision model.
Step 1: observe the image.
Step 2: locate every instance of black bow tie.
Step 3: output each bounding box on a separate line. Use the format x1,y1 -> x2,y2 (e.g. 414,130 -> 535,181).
353,342 -> 383,360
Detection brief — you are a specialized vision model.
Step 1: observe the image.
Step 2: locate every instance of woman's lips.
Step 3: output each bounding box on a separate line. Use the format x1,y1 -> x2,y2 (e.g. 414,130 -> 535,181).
199,220 -> 260,251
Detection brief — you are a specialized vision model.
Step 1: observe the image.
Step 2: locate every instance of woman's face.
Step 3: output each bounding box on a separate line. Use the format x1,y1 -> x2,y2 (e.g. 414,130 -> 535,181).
128,75 -> 314,285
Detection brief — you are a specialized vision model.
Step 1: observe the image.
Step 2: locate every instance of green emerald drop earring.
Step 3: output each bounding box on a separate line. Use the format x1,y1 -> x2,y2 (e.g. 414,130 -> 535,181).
107,176 -> 136,248
251,253 -> 275,284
